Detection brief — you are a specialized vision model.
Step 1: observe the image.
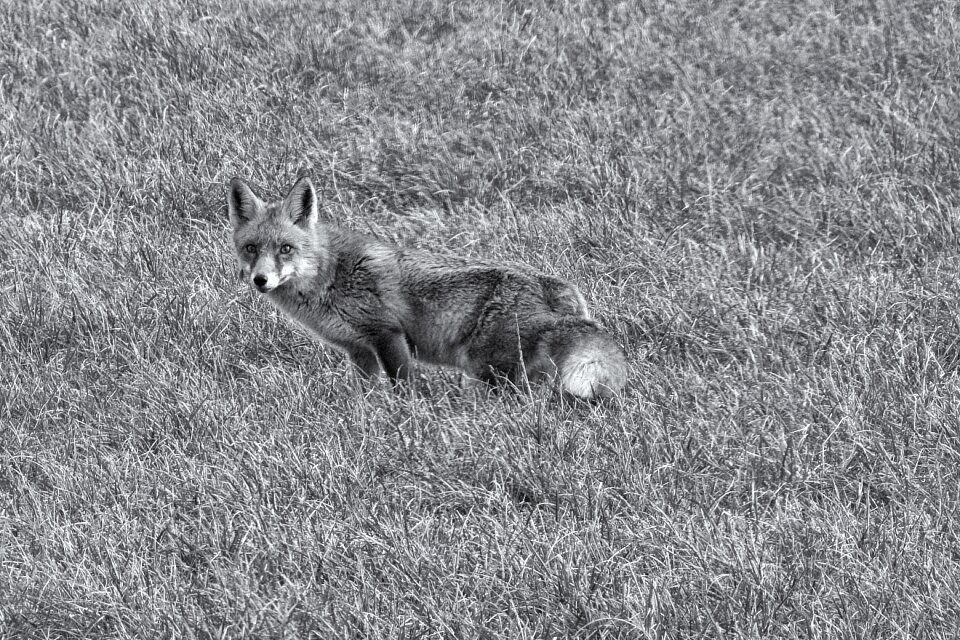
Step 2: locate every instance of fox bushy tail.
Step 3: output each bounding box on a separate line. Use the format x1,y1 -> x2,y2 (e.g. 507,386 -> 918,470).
537,317 -> 628,400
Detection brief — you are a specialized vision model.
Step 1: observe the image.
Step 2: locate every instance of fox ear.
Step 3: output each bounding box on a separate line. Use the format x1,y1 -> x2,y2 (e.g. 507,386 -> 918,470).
228,177 -> 262,228
282,177 -> 318,227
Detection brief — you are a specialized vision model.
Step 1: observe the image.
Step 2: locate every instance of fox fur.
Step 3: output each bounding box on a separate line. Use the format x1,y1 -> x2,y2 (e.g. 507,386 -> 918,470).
228,176 -> 628,400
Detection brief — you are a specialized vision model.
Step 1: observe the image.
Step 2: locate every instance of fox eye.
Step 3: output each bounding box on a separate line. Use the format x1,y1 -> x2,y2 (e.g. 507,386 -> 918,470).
244,243 -> 258,254
279,244 -> 294,255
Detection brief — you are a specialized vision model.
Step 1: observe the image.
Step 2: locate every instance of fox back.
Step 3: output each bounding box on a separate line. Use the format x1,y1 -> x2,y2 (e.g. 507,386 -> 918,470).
395,250 -> 628,397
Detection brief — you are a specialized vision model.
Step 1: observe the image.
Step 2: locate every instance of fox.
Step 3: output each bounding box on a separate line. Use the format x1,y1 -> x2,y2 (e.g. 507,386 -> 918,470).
227,176 -> 628,400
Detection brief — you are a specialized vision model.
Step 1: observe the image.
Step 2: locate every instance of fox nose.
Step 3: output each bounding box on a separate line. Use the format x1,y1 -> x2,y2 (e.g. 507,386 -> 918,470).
253,274 -> 267,288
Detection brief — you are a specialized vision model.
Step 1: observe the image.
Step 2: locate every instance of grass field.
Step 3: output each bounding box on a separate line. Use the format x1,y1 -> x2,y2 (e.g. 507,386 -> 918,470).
3,0 -> 960,637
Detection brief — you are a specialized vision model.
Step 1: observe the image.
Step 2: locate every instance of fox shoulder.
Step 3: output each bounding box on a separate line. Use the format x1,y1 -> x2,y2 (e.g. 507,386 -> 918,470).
328,229 -> 401,274
326,228 -> 407,301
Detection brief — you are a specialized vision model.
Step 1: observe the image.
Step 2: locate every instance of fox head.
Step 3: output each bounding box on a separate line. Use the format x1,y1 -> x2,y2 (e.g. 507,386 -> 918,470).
228,177 -> 326,293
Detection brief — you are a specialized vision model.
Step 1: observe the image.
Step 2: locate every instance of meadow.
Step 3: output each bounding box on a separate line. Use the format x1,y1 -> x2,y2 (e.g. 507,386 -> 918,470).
3,0 -> 960,637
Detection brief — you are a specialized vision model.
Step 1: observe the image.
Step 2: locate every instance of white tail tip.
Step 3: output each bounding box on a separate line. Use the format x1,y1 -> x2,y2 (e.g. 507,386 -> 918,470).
559,339 -> 628,400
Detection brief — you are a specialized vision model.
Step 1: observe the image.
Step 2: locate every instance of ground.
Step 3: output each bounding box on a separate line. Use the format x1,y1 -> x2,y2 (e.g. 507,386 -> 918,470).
2,0 -> 960,637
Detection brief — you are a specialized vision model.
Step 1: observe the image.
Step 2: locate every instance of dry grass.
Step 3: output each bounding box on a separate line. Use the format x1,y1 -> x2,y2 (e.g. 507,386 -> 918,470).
3,0 -> 960,637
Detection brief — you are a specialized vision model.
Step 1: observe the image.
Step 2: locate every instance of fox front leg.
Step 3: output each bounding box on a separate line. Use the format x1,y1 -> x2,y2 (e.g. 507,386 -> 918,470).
372,330 -> 415,383
343,344 -> 382,379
